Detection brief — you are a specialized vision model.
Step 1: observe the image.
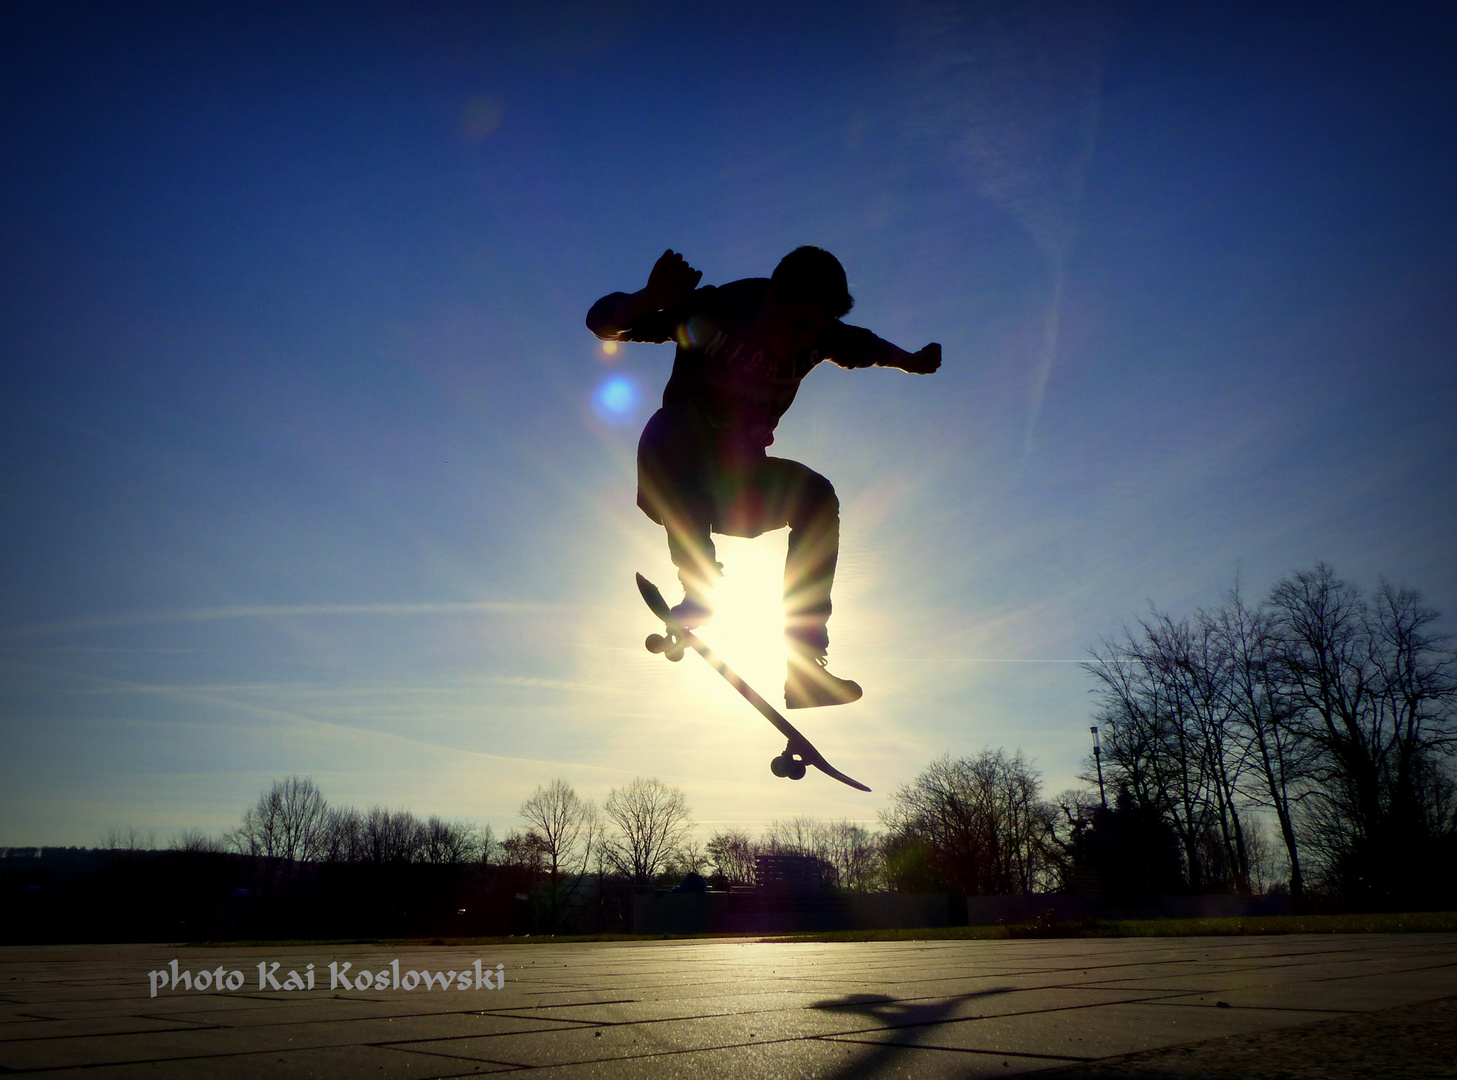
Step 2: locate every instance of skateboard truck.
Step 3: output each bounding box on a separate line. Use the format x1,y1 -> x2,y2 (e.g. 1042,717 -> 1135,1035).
644,629 -> 685,663
769,745 -> 808,781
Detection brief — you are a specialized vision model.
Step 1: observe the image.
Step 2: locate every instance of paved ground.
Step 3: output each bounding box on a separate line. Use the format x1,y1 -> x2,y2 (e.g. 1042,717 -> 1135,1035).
2,934 -> 1454,1078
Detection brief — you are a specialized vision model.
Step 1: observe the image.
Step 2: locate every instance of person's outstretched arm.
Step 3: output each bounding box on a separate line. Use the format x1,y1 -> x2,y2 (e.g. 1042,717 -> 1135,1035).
821,323 -> 942,374
586,249 -> 703,341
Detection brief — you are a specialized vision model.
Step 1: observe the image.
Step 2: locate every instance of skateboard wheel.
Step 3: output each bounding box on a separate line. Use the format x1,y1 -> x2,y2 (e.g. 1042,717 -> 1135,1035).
646,633 -> 667,654
665,645 -> 685,662
787,760 -> 807,781
770,755 -> 790,777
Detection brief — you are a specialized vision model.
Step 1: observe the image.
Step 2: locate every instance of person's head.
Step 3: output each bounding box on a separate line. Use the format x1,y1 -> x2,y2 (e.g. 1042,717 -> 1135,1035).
769,246 -> 854,319
760,246 -> 852,357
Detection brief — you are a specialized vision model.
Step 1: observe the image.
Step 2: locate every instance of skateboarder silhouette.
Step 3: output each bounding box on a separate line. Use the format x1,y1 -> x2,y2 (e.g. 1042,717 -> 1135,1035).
587,247 -> 941,708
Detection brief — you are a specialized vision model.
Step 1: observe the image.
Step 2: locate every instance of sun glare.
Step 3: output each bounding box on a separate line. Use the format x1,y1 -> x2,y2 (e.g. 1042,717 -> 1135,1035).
690,535 -> 792,693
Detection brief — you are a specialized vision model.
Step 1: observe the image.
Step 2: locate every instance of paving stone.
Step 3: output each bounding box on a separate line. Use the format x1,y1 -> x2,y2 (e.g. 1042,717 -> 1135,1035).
393,989 -> 1185,1070
1,936 -> 1454,1076
831,1001 -> 1343,1060
1028,994 -> 1457,1080
445,1037 -> 1082,1079
21,1043 -> 515,1079
1155,969 -> 1457,1013
0,1014 -> 212,1041
0,1014 -> 554,1072
155,1000 -> 582,1028
486,989 -> 867,1025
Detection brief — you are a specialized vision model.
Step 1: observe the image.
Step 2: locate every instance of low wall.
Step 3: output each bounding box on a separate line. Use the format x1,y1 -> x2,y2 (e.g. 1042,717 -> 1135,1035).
632,890 -> 953,935
964,892 -> 1293,925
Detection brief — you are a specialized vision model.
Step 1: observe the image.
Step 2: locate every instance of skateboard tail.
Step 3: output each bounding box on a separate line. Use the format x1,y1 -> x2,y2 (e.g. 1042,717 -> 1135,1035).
636,573 -> 672,622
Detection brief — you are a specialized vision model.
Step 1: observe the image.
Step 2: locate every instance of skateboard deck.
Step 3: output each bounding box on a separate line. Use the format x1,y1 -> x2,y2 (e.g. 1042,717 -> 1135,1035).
636,573 -> 870,792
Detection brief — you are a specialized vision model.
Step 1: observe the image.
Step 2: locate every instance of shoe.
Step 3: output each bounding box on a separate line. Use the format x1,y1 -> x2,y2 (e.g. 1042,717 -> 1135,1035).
785,649 -> 862,709
669,563 -> 721,629
669,594 -> 712,629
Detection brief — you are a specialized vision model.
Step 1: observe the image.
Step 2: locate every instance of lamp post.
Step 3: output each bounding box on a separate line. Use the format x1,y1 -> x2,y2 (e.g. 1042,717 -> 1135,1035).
1091,725 -> 1107,809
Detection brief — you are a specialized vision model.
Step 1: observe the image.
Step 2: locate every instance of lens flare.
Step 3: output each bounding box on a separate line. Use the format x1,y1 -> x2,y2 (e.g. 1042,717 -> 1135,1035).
692,536 -> 792,693
592,374 -> 639,424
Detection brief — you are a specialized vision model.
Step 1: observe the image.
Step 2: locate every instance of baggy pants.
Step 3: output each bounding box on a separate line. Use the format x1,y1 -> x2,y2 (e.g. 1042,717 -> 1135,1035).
636,405 -> 839,653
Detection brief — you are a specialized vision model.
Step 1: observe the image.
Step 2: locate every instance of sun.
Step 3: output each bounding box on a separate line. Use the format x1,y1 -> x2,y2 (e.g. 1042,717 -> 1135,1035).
690,534 -> 792,692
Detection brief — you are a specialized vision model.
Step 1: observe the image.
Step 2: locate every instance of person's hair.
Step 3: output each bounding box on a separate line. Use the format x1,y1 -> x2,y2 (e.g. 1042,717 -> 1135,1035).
769,246 -> 853,318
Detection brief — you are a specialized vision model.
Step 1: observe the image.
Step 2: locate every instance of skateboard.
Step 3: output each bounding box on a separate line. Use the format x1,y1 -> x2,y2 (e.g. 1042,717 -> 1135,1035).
636,573 -> 871,792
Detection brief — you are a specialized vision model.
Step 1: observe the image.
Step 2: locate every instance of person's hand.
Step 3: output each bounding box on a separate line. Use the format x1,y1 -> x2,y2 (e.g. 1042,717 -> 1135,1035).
643,249 -> 702,310
902,342 -> 942,374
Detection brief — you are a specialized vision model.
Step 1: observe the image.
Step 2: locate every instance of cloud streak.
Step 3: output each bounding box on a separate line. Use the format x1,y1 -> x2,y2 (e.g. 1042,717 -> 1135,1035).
5,601 -> 570,638
896,0 -> 1107,452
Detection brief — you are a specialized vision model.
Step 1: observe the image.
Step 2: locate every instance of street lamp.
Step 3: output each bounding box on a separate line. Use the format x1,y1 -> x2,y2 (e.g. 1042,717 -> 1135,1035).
1091,725 -> 1107,809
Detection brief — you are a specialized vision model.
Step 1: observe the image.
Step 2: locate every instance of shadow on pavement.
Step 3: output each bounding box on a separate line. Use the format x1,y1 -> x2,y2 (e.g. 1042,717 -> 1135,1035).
808,987 -> 1016,1078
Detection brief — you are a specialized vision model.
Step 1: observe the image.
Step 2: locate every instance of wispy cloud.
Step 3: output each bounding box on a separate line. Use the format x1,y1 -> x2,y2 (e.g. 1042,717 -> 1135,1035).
896,0 -> 1107,453
2,656 -> 616,776
5,601 -> 569,638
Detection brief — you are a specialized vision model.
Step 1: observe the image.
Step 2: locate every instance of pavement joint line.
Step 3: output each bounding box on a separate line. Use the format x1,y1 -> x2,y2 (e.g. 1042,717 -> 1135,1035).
1147,1001 -> 1362,1014
475,1011 -> 626,1025
136,1007 -> 604,1030
376,1025 -> 1009,1070
1309,959 -> 1457,982
461,989 -> 1208,1041
822,1034 -> 1099,1064
0,1044 -> 530,1076
379,1042 -> 541,1069
0,1023 -> 226,1044
488,999 -> 640,1010
817,990 -> 1217,1030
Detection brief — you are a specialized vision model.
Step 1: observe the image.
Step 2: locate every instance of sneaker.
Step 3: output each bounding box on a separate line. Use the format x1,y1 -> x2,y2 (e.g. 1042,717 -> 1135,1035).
670,563 -> 721,629
669,594 -> 712,629
785,650 -> 862,709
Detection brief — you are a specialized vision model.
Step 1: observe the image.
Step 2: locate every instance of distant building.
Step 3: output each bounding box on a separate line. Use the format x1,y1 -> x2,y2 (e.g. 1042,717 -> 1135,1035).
754,853 -> 832,891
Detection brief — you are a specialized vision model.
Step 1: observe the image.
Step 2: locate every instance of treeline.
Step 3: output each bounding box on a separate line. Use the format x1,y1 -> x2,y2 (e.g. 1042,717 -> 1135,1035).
704,749 -> 1059,897
5,756 -> 1075,941
0,776 -> 705,943
1084,564 -> 1457,909
9,562 -> 1451,944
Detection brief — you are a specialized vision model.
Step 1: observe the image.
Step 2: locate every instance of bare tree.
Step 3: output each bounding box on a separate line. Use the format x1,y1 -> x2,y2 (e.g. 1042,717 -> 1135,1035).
320,806 -> 366,862
761,817 -> 884,890
603,777 -> 693,886
1210,586 -> 1314,897
520,779 -> 601,929
102,827 -> 157,852
1270,566 -> 1457,900
706,829 -> 759,885
881,750 -> 1055,895
818,820 -> 883,891
671,837 -> 710,876
1083,564 -> 1457,904
169,828 -> 223,853
228,776 -> 330,876
1085,611 -> 1253,892
420,816 -> 481,865
359,807 -> 425,863
500,828 -> 548,874
763,816 -> 839,887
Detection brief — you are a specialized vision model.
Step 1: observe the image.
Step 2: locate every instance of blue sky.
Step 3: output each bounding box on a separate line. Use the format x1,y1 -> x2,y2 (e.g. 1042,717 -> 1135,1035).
2,1 -> 1454,846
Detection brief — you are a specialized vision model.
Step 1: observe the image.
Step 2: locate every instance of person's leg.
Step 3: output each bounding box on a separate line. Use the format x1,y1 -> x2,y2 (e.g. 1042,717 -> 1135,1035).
766,462 -> 839,654
637,407 -> 720,622
741,458 -> 860,707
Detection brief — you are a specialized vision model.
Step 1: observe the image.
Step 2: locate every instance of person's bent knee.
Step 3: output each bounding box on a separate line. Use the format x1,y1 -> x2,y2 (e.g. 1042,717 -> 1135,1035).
783,473 -> 838,534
